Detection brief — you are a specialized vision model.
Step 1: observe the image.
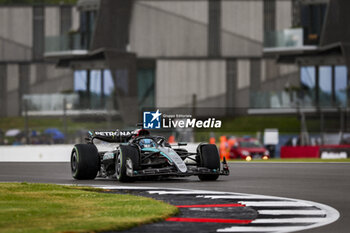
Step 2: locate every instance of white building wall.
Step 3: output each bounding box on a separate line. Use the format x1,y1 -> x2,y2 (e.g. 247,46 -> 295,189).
0,5 -> 76,117
46,64 -> 72,81
221,1 -> 263,42
276,0 -> 292,30
45,7 -> 60,37
221,0 -> 263,57
6,92 -> 19,116
0,38 -> 32,61
130,1 -> 208,57
6,64 -> 20,116
279,64 -> 299,76
7,64 -> 19,92
140,0 -> 208,24
0,7 -> 32,61
0,7 -> 32,47
29,64 -> 36,85
237,60 -> 250,89
261,59 -> 266,82
156,60 -> 226,108
71,6 -> 80,31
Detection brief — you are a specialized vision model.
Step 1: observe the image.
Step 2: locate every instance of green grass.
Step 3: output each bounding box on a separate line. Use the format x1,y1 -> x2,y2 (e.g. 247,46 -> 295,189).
0,115 -> 302,135
0,183 -> 178,233
220,116 -> 301,133
195,115 -> 345,141
228,158 -> 350,163
195,115 -> 302,141
0,115 -> 341,144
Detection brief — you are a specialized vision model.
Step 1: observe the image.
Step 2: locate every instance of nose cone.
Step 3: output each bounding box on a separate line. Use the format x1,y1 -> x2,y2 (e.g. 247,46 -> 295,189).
159,147 -> 187,173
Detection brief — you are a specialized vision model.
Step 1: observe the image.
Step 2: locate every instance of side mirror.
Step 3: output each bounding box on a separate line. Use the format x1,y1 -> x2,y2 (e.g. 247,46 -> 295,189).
178,142 -> 187,146
157,137 -> 165,144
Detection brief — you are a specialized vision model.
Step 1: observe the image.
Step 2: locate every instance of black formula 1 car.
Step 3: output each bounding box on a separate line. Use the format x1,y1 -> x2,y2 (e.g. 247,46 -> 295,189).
70,127 -> 229,182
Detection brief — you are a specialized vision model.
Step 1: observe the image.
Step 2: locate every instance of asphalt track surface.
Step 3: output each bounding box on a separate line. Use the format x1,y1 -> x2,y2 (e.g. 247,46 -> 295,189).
0,162 -> 349,233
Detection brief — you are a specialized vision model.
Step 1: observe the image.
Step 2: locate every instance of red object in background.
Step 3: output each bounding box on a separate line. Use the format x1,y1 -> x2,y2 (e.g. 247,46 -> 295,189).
219,136 -> 228,160
281,144 -> 350,158
280,146 -> 320,158
229,137 -> 269,160
227,137 -> 236,150
209,137 -> 216,144
168,135 -> 175,143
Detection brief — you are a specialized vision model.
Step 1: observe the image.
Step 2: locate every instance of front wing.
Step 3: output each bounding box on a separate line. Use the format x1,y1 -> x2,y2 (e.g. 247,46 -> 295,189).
127,163 -> 230,177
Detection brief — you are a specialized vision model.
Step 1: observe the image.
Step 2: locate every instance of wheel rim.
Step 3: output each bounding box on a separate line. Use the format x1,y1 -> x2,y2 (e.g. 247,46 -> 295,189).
126,158 -> 133,170
71,151 -> 77,173
125,158 -> 134,177
116,154 -> 121,178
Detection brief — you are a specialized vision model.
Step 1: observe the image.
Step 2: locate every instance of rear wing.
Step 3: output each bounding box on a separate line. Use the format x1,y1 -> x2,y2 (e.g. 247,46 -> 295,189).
86,130 -> 135,143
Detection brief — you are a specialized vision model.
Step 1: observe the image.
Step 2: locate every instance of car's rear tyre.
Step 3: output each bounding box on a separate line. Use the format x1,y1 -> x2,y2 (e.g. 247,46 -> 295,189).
116,145 -> 140,182
71,144 -> 99,180
197,144 -> 220,181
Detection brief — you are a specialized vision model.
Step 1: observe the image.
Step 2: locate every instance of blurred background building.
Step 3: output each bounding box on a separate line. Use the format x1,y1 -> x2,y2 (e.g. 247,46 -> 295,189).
0,0 -> 349,125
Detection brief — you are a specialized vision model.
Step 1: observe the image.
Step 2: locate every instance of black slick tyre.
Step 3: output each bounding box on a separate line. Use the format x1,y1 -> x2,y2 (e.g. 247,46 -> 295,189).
71,144 -> 99,180
197,144 -> 220,181
116,145 -> 140,182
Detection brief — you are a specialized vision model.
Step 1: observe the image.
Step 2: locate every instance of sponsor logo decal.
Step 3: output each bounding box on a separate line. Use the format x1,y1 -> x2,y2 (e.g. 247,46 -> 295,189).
320,147 -> 349,159
143,109 -> 222,129
94,131 -> 132,137
162,118 -> 221,128
321,151 -> 347,159
119,131 -> 132,137
143,110 -> 162,129
95,131 -> 118,137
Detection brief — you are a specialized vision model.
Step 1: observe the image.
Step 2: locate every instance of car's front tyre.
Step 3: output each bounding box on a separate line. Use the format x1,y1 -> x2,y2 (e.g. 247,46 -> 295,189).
197,144 -> 220,181
116,145 -> 140,182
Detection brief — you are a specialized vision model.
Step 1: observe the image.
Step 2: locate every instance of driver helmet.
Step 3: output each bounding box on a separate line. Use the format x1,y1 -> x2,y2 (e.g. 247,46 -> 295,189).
139,138 -> 155,148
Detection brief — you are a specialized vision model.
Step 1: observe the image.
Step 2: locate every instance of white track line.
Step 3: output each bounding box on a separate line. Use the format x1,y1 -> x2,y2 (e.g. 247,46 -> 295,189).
228,162 -> 350,164
148,190 -> 233,195
217,226 -> 311,232
199,195 -> 283,200
239,201 -> 312,207
258,210 -> 326,215
82,185 -> 340,233
86,185 -> 163,190
253,218 -> 324,223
